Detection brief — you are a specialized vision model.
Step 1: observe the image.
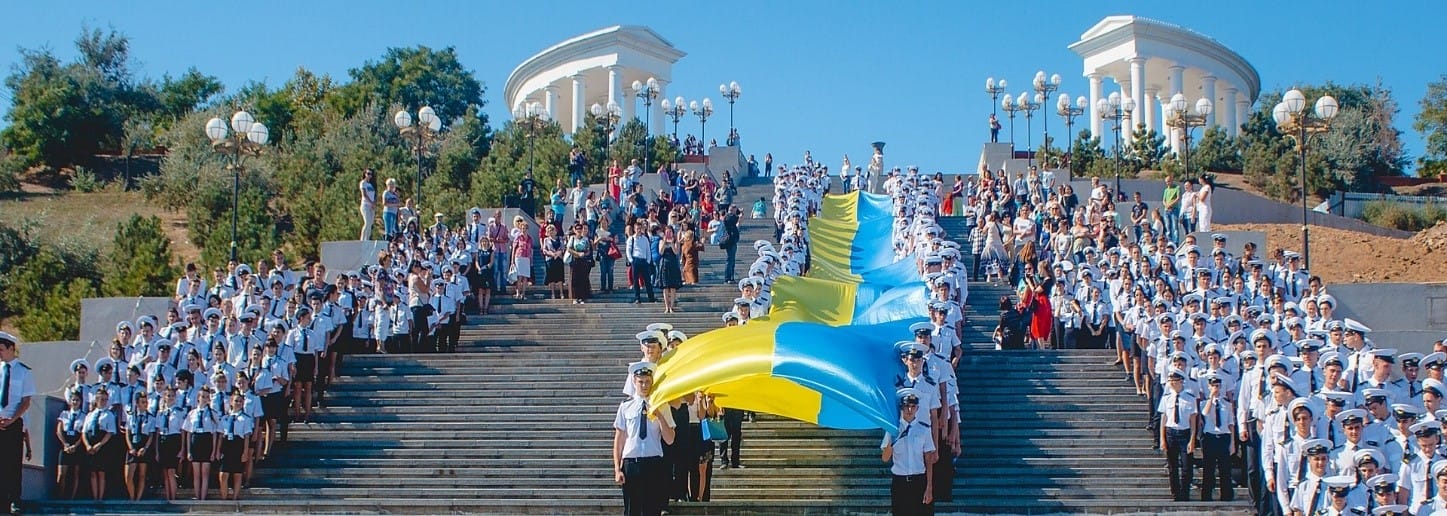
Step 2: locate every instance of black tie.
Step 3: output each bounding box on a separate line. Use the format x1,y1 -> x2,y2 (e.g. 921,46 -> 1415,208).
1311,373 -> 1318,393
637,400 -> 648,440
1258,370 -> 1267,400
1308,481 -> 1322,515
1,362 -> 11,409
229,416 -> 236,439
1214,400 -> 1222,431
301,329 -> 309,354
1173,394 -> 1180,427
1329,424 -> 1336,444
1297,449 -> 1309,484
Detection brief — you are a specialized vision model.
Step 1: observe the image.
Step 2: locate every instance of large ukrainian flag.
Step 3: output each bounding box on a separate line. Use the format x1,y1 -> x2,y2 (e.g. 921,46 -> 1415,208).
649,189 -> 927,433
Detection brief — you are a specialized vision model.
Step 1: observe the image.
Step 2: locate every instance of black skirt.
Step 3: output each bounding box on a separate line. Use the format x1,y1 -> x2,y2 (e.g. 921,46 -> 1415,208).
156,434 -> 183,469
58,434 -> 83,466
188,433 -> 215,463
263,392 -> 285,420
124,433 -> 153,465
219,436 -> 248,473
83,431 -> 116,472
294,353 -> 317,382
545,257 -> 565,284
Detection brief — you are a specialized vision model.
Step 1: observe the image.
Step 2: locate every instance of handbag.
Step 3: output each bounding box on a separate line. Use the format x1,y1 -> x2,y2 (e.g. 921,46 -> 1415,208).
607,242 -> 623,260
701,418 -> 728,442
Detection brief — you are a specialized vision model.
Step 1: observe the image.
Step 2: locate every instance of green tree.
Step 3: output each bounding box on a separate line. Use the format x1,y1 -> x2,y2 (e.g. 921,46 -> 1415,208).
330,46 -> 487,127
1070,129 -> 1107,179
2,245 -> 102,341
102,215 -> 180,297
153,68 -> 224,126
1415,74 -> 1447,176
1,26 -> 154,170
1126,124 -> 1168,174
1190,126 -> 1242,174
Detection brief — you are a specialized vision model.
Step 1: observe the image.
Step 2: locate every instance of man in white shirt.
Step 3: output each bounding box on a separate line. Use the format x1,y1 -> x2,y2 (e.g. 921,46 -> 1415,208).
0,332 -> 35,513
612,361 -> 675,515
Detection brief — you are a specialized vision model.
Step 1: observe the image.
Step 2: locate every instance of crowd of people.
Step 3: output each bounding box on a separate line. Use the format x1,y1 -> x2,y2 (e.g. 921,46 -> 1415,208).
948,163 -> 1447,514
611,160 -> 971,515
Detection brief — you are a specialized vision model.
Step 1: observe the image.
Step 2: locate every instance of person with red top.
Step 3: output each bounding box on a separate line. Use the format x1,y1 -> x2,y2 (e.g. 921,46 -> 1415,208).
510,216 -> 535,299
1021,272 -> 1054,350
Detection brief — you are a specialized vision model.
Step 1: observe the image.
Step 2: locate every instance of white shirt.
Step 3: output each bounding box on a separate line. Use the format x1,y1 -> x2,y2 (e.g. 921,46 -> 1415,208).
882,416 -> 935,476
613,396 -> 674,459
1157,389 -> 1197,431
0,360 -> 34,419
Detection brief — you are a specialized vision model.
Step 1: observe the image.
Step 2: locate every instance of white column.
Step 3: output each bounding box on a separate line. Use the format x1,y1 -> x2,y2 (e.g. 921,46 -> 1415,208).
609,66 -> 634,123
1088,72 -> 1103,139
1119,79 -> 1133,146
1144,87 -> 1159,136
1236,96 -> 1251,138
543,84 -> 559,122
1129,58 -> 1147,137
1167,66 -> 1186,153
570,73 -> 586,133
1160,98 -> 1172,141
1223,87 -> 1239,136
1201,75 -> 1218,130
650,80 -> 667,135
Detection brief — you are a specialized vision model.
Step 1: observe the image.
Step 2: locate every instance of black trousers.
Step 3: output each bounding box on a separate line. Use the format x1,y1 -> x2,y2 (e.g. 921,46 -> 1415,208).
630,258 -> 655,302
1200,433 -> 1233,501
1147,382 -> 1163,440
931,436 -> 954,502
720,409 -> 743,466
621,456 -> 667,516
970,253 -> 982,281
1165,428 -> 1193,501
891,473 -> 933,515
0,423 -> 19,509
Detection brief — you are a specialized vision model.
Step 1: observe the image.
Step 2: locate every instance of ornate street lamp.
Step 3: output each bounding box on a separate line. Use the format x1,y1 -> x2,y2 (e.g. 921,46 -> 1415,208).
1095,92 -> 1135,199
1034,71 -> 1061,161
1056,94 -> 1087,181
719,81 -> 741,134
590,100 -> 621,181
691,98 -> 714,153
393,106 -> 442,211
1017,91 -> 1042,168
205,111 -> 269,263
1272,89 -> 1339,270
632,78 -> 661,173
1164,93 -> 1213,180
985,77 -> 1008,118
660,96 -> 687,140
1001,93 -> 1022,150
511,102 -> 549,178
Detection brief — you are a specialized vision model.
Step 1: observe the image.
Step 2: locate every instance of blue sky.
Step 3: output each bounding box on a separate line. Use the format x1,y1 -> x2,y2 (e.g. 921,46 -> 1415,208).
0,0 -> 1439,174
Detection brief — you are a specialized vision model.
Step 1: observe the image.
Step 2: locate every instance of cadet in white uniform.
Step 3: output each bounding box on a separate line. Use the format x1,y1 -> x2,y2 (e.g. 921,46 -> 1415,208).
612,361 -> 676,516
1159,368 -> 1199,501
882,387 -> 936,515
0,332 -> 34,511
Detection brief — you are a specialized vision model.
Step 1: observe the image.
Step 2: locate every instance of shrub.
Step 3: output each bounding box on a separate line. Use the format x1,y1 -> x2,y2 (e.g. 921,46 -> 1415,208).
1361,200 -> 1447,231
68,166 -> 101,192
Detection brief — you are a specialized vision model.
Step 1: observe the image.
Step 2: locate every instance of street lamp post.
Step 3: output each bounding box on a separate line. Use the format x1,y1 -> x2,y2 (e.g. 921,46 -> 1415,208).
985,77 -> 1008,118
1017,91 -> 1041,168
1164,93 -> 1213,180
1272,89 -> 1339,270
660,96 -> 686,140
691,98 -> 714,153
1034,71 -> 1061,160
590,101 -> 621,182
1095,92 -> 1135,199
719,81 -> 741,134
1056,94 -> 1087,181
632,77 -> 661,173
393,106 -> 442,211
1001,93 -> 1022,150
205,111 -> 269,263
511,101 -> 549,178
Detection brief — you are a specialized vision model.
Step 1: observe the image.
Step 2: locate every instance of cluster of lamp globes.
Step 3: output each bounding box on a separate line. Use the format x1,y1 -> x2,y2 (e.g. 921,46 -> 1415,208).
394,106 -> 443,133
205,111 -> 270,146
1272,89 -> 1339,128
